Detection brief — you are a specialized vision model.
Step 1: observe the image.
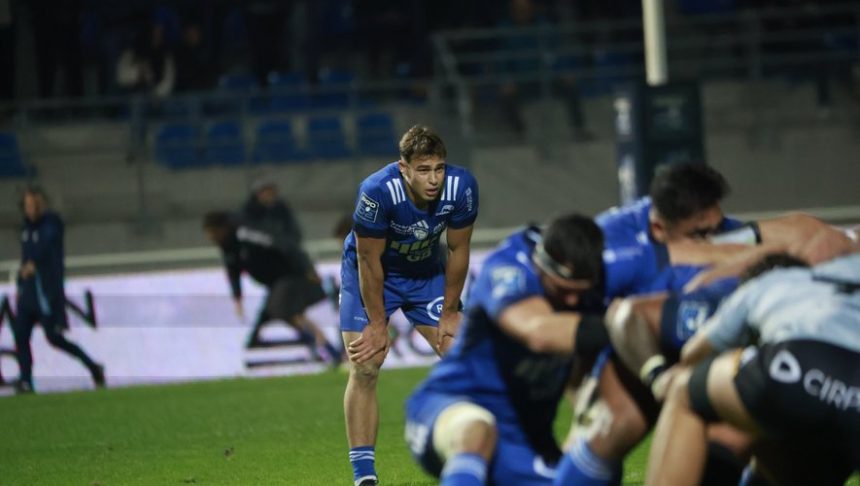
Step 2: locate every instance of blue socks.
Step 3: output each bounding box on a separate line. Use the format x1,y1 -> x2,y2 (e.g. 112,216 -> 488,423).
553,438 -> 621,486
349,446 -> 376,485
441,453 -> 488,486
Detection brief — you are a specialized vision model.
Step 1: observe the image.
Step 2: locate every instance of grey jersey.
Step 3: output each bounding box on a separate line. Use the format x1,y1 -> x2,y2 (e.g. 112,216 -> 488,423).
702,253 -> 860,353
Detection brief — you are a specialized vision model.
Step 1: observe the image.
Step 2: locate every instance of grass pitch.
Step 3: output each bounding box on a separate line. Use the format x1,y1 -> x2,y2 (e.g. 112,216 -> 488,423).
0,367 -> 855,485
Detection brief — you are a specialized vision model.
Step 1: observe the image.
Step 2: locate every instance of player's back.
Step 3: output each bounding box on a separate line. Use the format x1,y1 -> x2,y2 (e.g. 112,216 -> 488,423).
411,227 -> 571,461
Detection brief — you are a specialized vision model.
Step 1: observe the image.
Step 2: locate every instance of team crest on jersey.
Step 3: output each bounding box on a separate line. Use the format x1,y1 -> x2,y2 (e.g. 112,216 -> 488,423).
356,192 -> 379,223
411,220 -> 430,240
491,266 -> 525,299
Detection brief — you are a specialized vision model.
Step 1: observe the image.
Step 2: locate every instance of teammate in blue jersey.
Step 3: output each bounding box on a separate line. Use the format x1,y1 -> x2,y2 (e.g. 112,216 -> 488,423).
341,125 -> 479,486
404,214 -> 606,486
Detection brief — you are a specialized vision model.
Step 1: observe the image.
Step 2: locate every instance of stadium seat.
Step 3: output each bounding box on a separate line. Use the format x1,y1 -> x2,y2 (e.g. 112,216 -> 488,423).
268,72 -> 312,112
314,68 -> 355,109
356,112 -> 397,157
0,132 -> 28,178
154,122 -> 201,168
253,119 -> 308,163
307,116 -> 352,159
204,119 -> 246,165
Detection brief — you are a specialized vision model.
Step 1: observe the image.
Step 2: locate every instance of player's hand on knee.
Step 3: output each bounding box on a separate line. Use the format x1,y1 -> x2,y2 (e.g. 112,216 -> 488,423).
348,323 -> 389,364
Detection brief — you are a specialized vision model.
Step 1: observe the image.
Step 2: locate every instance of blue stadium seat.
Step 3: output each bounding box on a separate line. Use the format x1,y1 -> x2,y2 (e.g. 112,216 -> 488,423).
356,112 -> 397,157
307,116 -> 352,159
253,119 -> 308,163
314,69 -> 355,109
268,72 -> 311,112
155,123 -> 201,168
0,132 -> 28,178
205,120 -> 245,165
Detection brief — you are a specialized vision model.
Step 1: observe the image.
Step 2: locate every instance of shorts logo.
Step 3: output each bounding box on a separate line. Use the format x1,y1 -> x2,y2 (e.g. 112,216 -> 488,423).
356,193 -> 379,223
426,296 -> 444,322
532,457 -> 556,479
769,349 -> 802,384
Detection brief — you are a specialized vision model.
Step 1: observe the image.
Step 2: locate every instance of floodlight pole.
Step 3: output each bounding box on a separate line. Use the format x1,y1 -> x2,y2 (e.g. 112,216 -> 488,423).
642,0 -> 669,86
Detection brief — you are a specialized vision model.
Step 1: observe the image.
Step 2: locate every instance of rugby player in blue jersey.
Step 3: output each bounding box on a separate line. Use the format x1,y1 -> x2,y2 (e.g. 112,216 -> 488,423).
404,214 -> 606,486
341,125 -> 479,486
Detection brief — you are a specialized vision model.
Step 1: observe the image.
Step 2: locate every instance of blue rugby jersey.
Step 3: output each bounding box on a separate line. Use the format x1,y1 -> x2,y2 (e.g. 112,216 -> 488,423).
414,227 -> 571,462
342,162 -> 478,277
597,196 -> 743,298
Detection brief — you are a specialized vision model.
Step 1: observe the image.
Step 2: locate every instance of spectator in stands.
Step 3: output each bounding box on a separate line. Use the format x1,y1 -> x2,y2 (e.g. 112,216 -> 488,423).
13,186 -> 105,394
31,0 -> 84,98
116,22 -> 175,97
243,0 -> 291,86
497,0 -> 594,141
203,211 -> 340,363
174,18 -> 214,93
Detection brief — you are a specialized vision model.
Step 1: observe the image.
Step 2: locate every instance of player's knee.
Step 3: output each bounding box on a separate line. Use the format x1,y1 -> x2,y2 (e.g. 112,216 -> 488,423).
349,359 -> 382,384
433,402 -> 497,461
43,330 -> 66,347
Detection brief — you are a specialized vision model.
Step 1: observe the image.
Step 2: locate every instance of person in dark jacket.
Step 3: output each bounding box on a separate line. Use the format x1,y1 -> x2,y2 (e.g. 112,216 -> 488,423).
203,211 -> 341,364
241,178 -> 303,249
13,186 -> 104,394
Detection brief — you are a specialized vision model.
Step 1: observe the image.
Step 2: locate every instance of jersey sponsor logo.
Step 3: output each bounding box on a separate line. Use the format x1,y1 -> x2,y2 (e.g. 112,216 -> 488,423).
436,204 -> 455,216
465,187 -> 474,213
768,349 -> 802,384
385,178 -> 407,205
491,266 -> 525,299
803,367 -> 860,412
425,296 -> 444,322
357,192 -> 380,223
389,235 -> 440,262
432,222 -> 447,234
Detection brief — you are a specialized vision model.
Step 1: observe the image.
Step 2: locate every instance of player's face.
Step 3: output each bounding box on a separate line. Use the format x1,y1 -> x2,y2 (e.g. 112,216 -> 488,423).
541,272 -> 594,309
23,193 -> 44,223
399,156 -> 445,204
256,187 -> 278,208
659,204 -> 724,243
204,226 -> 228,246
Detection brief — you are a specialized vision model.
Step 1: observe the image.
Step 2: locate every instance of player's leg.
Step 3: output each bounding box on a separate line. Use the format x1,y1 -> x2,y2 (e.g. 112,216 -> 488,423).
404,272 -> 457,356
645,349 -> 756,486
558,358 -> 650,486
11,301 -> 37,392
605,294 -> 668,393
433,402 -> 497,485
339,266 -> 400,486
40,304 -> 104,388
405,391 -> 498,486
292,312 -> 341,364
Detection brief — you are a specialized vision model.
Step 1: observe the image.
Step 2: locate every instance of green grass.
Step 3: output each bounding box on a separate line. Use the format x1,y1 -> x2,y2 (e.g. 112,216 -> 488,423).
0,368 -> 855,485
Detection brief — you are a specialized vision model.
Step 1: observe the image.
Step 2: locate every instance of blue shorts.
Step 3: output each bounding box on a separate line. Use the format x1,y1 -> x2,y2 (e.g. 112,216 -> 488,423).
404,389 -> 558,485
659,278 -> 738,361
339,260 -> 446,332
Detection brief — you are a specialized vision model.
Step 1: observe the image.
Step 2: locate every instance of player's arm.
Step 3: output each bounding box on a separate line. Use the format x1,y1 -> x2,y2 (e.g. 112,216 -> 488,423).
665,240 -> 752,266
224,253 -> 244,318
349,233 -> 389,363
438,224 -> 474,352
497,296 -> 587,354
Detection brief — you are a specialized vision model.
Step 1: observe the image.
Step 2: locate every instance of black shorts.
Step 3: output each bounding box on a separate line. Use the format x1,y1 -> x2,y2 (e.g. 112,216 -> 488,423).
734,340 -> 860,466
265,276 -> 326,321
